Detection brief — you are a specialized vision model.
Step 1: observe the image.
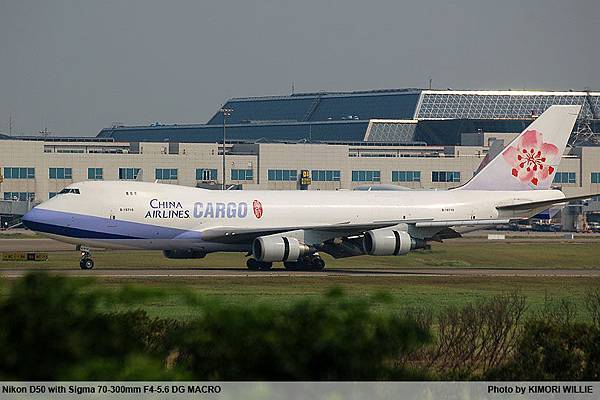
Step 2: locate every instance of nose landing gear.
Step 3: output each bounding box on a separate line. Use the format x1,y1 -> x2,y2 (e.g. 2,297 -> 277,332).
78,245 -> 95,270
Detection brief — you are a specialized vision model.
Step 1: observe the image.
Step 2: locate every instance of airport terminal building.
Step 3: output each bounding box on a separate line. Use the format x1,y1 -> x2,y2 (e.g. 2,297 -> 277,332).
1,89 -> 599,230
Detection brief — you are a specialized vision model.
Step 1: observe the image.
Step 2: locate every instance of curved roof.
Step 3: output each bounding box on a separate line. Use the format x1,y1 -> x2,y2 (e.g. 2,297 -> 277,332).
206,89 -> 422,125
97,120 -> 370,143
97,88 -> 600,144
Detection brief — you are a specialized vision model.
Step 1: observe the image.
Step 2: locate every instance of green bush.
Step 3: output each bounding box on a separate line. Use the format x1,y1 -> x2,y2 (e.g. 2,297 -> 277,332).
485,293 -> 600,380
11,274 -> 599,381
0,274 -> 431,380
176,289 -> 431,380
486,321 -> 600,380
0,274 -> 185,380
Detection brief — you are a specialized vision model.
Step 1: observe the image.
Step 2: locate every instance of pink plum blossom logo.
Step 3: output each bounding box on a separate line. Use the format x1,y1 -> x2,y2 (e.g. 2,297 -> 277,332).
253,199 -> 263,219
502,130 -> 558,187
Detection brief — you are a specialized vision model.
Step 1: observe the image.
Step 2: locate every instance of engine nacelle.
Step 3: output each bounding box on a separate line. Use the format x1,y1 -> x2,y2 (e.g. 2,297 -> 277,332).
363,229 -> 423,256
252,236 -> 310,262
163,249 -> 207,259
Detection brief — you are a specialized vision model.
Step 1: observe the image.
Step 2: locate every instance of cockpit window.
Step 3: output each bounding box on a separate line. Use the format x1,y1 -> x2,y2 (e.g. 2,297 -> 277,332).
58,188 -> 80,195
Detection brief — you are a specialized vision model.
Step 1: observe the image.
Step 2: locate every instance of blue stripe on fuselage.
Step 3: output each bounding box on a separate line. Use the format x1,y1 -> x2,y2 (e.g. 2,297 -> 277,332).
22,207 -> 202,240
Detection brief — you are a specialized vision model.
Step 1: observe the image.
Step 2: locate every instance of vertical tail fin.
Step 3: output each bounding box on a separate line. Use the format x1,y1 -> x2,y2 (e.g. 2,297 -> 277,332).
457,105 -> 581,191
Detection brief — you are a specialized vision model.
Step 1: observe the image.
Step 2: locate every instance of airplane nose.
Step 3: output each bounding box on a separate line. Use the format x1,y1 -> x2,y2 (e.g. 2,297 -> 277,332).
21,208 -> 38,230
21,207 -> 56,232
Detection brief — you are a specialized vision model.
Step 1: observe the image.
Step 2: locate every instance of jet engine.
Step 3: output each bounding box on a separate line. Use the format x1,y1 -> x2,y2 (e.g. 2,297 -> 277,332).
163,249 -> 207,259
252,236 -> 310,262
363,229 -> 425,256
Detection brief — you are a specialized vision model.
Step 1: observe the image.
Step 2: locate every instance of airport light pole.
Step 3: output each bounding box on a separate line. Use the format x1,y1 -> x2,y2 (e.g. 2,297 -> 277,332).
220,107 -> 233,190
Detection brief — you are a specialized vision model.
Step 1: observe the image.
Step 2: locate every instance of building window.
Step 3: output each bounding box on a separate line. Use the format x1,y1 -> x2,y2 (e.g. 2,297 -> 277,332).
392,171 -> 421,182
592,172 -> 600,184
3,167 -> 35,179
119,168 -> 141,180
432,171 -> 461,183
4,192 -> 35,201
196,168 -> 218,181
155,168 -> 178,180
231,169 -> 253,181
268,169 -> 297,181
87,168 -> 103,180
49,167 -> 72,180
352,170 -> 381,182
311,170 -> 341,182
553,172 -> 576,184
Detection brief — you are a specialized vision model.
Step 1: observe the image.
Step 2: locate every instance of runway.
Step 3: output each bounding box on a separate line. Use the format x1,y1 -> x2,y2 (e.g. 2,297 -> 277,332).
0,232 -> 599,253
1,267 -> 600,279
0,236 -> 598,279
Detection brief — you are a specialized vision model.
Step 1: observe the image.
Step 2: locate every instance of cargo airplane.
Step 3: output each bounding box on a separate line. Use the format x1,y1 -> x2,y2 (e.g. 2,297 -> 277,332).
22,105 -> 595,270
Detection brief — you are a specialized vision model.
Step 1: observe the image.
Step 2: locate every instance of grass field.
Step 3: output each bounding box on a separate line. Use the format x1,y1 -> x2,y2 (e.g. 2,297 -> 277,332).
0,232 -> 39,239
1,241 -> 599,321
1,240 -> 599,270
2,272 -> 598,321
65,275 -> 596,321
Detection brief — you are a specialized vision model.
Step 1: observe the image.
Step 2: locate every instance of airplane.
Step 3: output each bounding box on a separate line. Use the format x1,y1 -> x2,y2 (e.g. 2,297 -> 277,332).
22,105 -> 596,270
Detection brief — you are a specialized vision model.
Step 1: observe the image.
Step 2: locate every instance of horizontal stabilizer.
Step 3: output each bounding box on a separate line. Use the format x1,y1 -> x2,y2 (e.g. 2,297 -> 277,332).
496,193 -> 599,211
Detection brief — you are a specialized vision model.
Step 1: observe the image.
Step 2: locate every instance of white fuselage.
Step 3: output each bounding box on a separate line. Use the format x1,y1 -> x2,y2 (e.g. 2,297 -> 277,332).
23,181 -> 564,252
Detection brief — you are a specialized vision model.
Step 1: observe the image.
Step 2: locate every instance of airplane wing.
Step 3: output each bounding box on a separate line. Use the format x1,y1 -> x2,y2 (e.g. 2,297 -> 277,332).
199,219 -> 433,244
200,215 -> 518,248
199,222 -> 400,244
414,219 -> 510,228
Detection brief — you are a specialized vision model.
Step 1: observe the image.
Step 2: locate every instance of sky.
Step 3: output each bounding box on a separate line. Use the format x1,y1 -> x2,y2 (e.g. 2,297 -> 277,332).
0,0 -> 598,136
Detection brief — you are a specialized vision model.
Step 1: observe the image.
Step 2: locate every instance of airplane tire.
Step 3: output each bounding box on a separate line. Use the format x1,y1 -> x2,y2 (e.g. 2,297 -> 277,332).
312,257 -> 325,271
284,256 -> 325,271
283,261 -> 300,271
258,262 -> 273,271
247,258 -> 272,271
246,258 -> 260,271
80,258 -> 94,270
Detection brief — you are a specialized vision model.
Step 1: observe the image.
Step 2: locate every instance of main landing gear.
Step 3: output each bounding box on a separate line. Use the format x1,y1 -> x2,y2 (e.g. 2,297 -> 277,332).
78,245 -> 95,270
246,253 -> 326,271
284,254 -> 325,271
246,258 -> 273,271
